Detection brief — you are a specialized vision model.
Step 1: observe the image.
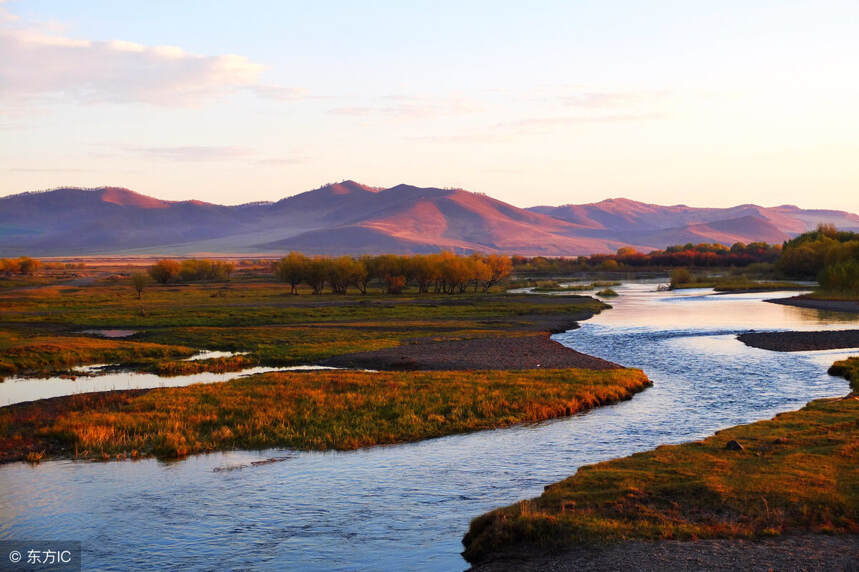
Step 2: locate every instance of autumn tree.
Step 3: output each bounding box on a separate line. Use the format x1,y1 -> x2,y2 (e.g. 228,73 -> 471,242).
328,256 -> 366,295
148,259 -> 181,284
275,252 -> 308,294
131,272 -> 148,299
304,257 -> 330,294
408,255 -> 438,294
484,254 -> 512,290
356,255 -> 374,294
17,257 -> 41,275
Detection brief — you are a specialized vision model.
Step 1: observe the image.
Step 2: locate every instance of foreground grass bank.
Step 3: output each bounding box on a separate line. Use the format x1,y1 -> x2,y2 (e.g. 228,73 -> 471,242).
0,367 -> 650,463
462,362 -> 859,565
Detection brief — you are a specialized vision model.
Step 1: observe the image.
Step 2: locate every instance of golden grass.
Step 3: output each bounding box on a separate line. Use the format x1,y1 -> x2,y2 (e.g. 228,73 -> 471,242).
829,357 -> 859,392
462,366 -> 859,564
0,335 -> 195,379
0,368 -> 650,462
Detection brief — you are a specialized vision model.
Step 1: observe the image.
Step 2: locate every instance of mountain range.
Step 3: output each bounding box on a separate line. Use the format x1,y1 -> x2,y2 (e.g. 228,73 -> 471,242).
2,181 -> 858,256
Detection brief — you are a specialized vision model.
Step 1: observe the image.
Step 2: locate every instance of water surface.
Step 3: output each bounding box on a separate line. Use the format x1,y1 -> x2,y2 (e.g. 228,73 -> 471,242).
1,285 -> 857,571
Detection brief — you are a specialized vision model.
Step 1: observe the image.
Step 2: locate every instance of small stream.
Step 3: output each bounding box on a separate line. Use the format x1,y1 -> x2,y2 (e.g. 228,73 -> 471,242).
0,350 -> 341,407
1,284 -> 858,571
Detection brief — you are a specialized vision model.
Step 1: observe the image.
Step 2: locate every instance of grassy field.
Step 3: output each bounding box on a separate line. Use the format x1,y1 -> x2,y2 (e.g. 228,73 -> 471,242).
0,277 -> 607,378
0,271 -> 656,464
462,360 -> 859,564
0,367 -> 650,462
0,331 -> 197,379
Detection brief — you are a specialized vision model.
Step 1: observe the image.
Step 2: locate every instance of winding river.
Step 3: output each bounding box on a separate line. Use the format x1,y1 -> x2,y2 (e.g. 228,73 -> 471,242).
1,284 -> 858,571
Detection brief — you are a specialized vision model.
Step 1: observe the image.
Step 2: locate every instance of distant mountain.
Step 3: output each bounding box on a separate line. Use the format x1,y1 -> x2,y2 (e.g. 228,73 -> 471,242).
1,183 -> 857,256
528,198 -> 859,251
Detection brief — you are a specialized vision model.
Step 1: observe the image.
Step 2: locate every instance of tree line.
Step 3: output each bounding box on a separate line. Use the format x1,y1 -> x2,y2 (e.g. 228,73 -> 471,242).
778,225 -> 859,293
513,241 -> 782,274
274,252 -> 513,295
0,257 -> 42,275
148,259 -> 235,283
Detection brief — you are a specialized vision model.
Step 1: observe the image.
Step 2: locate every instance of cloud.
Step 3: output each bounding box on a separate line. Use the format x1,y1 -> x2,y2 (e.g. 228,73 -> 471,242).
411,112 -> 662,144
6,167 -> 87,174
256,156 -> 307,166
496,112 -> 664,134
329,95 -> 481,120
121,145 -> 253,161
251,85 -> 311,101
0,18 -> 265,105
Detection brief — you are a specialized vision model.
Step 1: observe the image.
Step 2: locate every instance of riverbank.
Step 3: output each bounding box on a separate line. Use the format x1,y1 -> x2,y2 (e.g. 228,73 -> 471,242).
467,533 -> 859,571
738,329 -> 859,352
462,361 -> 859,568
766,295 -> 859,313
0,367 -> 650,463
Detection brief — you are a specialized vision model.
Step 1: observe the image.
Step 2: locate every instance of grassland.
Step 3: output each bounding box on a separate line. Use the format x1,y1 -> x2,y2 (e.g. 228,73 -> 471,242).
0,331 -> 196,379
0,277 -> 607,378
0,368 -> 650,462
0,270 -> 657,463
462,360 -> 859,565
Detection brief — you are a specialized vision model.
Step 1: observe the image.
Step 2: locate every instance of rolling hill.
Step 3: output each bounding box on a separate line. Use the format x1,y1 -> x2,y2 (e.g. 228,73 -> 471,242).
1,182 -> 857,256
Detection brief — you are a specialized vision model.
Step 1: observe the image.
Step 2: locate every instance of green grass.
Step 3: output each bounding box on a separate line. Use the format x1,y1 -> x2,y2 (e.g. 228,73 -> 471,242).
803,291 -> 859,302
829,357 -> 859,390
0,281 -> 608,377
462,360 -> 859,564
0,368 -> 651,462
0,333 -> 196,379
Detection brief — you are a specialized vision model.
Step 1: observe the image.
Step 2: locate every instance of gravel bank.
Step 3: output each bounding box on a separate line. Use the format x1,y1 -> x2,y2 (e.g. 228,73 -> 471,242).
738,329 -> 859,352
322,334 -> 622,371
766,296 -> 859,313
467,534 -> 859,572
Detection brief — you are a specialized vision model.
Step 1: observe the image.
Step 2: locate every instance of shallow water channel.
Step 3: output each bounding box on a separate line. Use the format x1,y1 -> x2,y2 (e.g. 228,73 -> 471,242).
1,284 -> 858,571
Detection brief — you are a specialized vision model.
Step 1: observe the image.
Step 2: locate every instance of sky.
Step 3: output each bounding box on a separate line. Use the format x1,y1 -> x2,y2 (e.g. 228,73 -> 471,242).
1,0 -> 858,212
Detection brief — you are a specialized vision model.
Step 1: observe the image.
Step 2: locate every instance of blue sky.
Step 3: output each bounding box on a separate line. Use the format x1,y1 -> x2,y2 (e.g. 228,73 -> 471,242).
2,1 -> 858,212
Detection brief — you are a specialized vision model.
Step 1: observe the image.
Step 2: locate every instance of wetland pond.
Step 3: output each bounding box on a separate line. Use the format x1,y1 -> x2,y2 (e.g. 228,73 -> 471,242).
2,284 -> 858,570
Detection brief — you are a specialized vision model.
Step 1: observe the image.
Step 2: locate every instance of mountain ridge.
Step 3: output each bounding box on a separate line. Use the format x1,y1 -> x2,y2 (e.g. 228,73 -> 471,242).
2,182 -> 858,256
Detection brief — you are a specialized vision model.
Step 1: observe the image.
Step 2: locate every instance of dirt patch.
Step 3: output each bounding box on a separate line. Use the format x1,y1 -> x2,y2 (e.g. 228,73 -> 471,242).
467,534 -> 859,572
738,329 -> 859,351
766,296 -> 859,313
322,334 -> 622,371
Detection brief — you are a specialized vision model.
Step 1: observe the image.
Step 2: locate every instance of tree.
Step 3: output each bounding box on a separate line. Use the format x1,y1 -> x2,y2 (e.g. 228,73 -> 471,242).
304,257 -> 330,294
275,252 -> 308,294
356,256 -> 374,294
131,272 -> 148,299
17,257 -> 41,275
148,259 -> 181,284
484,254 -> 513,289
328,256 -> 366,295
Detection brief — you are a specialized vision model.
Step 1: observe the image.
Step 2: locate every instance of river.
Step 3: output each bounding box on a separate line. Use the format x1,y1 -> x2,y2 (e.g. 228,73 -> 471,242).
1,284 -> 857,571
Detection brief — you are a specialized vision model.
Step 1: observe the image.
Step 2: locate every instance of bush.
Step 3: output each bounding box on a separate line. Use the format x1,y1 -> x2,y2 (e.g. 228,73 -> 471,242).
819,260 -> 859,294
670,268 -> 692,287
148,260 -> 181,284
